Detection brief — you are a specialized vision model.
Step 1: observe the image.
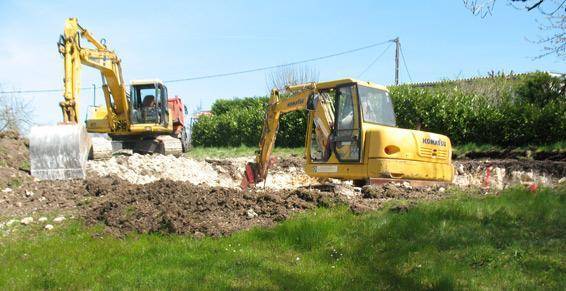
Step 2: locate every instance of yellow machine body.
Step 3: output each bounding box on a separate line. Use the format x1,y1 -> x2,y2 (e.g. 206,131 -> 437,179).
86,103 -> 174,136
303,79 -> 453,183
304,123 -> 453,182
243,78 -> 453,189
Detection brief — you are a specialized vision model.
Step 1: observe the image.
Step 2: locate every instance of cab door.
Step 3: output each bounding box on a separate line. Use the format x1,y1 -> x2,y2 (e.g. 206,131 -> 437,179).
157,84 -> 169,127
333,84 -> 361,162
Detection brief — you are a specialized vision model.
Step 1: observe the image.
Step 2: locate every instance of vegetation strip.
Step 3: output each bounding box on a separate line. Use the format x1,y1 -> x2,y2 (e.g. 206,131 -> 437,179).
1,187 -> 564,289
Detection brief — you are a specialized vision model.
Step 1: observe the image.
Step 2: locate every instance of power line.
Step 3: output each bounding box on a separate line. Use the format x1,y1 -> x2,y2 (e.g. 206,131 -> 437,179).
399,45 -> 413,83
0,86 -> 94,95
164,39 -> 392,83
0,39 -> 392,94
357,42 -> 394,78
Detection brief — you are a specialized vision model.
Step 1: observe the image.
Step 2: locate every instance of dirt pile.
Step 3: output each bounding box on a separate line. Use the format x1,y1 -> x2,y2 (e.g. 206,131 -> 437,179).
0,179 -> 86,218
81,177 -> 453,236
0,131 -> 31,189
87,154 -> 229,186
82,177 -> 339,236
87,154 -> 318,190
0,131 -> 28,169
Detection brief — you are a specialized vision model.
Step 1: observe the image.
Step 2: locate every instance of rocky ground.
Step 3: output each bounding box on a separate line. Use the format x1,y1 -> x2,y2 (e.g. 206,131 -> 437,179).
0,132 -> 564,237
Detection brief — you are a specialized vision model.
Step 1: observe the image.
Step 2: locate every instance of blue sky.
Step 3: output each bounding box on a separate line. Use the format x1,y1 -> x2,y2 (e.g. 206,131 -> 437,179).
0,0 -> 564,125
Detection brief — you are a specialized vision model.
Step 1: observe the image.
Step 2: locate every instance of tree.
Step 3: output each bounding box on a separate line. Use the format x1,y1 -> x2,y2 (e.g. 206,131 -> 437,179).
463,0 -> 565,59
266,64 -> 319,92
0,86 -> 33,134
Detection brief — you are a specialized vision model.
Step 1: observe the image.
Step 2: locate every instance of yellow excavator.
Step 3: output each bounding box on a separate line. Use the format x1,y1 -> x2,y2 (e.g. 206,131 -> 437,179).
29,18 -> 189,180
242,78 -> 454,189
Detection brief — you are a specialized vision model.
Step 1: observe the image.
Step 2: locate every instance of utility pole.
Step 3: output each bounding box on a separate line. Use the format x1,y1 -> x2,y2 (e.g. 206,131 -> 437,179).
92,83 -> 96,106
393,37 -> 400,85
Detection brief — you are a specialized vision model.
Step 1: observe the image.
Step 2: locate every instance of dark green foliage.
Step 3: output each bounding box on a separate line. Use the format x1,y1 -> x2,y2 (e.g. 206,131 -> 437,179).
390,72 -> 565,146
192,96 -> 307,147
515,72 -> 565,106
191,72 -> 565,147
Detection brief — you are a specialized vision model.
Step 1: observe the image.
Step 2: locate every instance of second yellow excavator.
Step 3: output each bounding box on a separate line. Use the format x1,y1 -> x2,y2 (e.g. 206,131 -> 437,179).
242,78 -> 454,189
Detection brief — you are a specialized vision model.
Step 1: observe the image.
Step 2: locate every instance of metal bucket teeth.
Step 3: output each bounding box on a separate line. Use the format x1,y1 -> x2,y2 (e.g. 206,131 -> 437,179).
29,124 -> 91,180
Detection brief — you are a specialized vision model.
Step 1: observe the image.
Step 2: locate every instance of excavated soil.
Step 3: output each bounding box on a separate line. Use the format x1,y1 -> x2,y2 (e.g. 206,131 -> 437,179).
0,131 -> 32,189
0,132 -> 565,237
82,177 -> 341,237
81,178 -> 460,236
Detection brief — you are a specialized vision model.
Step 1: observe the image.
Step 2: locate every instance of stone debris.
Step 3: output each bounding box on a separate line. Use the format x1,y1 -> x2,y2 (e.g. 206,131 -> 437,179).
87,154 -> 317,190
452,161 -> 562,190
20,217 -> 33,225
2,188 -> 12,193
38,217 -> 48,222
24,190 -> 34,197
44,224 -> 54,230
246,208 -> 258,219
53,216 -> 66,223
402,181 -> 413,190
88,154 -> 222,186
456,164 -> 465,175
6,219 -> 18,226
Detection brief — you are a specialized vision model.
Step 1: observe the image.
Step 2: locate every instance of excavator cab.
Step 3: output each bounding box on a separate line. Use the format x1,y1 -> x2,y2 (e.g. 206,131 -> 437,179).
130,80 -> 169,126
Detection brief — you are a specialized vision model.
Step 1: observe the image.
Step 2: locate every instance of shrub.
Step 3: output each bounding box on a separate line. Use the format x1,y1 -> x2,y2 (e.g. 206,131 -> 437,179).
191,72 -> 565,148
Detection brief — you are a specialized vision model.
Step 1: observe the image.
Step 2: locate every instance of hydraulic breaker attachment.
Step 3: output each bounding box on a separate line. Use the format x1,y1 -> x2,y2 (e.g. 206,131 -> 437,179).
240,157 -> 277,190
29,124 -> 91,180
241,162 -> 259,191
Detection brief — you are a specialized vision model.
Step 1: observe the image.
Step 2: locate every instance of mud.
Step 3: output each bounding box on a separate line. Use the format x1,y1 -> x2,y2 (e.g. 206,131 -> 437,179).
82,177 -> 343,237
0,131 -> 32,189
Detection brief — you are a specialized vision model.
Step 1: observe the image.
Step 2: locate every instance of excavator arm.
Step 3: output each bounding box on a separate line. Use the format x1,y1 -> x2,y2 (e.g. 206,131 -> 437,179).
58,18 -> 129,130
29,18 -> 131,180
242,83 -> 334,189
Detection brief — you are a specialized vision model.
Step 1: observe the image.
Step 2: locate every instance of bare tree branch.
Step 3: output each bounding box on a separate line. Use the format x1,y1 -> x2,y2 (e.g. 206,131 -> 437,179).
463,0 -> 565,59
266,64 -> 319,93
526,0 -> 545,11
0,84 -> 34,134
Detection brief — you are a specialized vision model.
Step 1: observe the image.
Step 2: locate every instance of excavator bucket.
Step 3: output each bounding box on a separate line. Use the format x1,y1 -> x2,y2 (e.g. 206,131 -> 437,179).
29,124 -> 91,180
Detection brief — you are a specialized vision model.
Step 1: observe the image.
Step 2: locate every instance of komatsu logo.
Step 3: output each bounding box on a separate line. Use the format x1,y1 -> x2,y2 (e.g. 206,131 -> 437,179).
422,137 -> 446,147
287,99 -> 304,107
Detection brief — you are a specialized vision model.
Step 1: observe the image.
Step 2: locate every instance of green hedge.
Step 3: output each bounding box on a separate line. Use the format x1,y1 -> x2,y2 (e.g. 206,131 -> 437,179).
191,97 -> 307,147
191,72 -> 565,147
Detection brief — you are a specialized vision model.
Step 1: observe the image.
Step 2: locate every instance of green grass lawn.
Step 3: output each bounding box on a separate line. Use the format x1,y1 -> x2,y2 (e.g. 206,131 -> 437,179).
186,145 -> 303,160
1,187 -> 564,289
186,142 -> 565,160
452,141 -> 566,156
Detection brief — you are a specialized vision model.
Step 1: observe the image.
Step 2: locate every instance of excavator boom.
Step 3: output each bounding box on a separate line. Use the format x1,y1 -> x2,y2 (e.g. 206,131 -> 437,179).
242,83 -> 334,189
